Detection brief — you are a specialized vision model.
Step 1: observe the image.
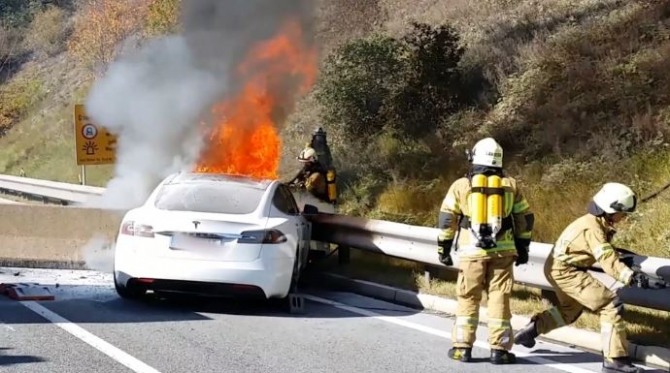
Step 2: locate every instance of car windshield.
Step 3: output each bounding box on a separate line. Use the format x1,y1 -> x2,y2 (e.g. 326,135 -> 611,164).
154,181 -> 266,214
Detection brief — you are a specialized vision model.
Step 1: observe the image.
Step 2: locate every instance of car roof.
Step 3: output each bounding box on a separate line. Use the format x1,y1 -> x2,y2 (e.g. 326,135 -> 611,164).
163,172 -> 276,190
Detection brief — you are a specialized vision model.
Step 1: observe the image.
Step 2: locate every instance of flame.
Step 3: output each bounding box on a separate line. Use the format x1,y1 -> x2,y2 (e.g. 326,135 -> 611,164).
194,18 -> 318,179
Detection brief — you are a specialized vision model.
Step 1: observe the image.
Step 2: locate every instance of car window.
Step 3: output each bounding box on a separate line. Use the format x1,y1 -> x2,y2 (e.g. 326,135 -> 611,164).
280,186 -> 300,214
272,186 -> 299,215
154,182 -> 265,214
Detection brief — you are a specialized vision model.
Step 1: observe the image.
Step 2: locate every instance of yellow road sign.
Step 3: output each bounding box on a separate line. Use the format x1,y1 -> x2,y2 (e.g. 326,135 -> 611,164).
74,104 -> 117,166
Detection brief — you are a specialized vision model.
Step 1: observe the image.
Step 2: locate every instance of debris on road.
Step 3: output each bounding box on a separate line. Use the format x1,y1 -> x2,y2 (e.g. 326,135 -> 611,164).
0,282 -> 55,301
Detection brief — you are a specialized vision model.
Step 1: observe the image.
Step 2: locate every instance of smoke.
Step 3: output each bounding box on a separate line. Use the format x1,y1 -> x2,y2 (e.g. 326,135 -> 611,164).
84,0 -> 317,210
82,234 -> 115,273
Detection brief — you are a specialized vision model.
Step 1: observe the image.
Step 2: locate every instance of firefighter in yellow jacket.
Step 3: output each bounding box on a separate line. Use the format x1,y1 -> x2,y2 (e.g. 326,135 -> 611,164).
437,137 -> 534,364
513,182 -> 650,373
287,146 -> 329,202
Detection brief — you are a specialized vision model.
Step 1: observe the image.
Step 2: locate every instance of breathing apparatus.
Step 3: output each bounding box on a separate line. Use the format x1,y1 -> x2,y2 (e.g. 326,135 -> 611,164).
464,138 -> 505,249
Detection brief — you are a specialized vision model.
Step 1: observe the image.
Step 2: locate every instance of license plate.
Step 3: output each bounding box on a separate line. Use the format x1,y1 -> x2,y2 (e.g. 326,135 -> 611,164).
170,234 -> 222,249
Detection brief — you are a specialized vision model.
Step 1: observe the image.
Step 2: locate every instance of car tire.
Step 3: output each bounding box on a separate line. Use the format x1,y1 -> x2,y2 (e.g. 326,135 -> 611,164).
272,247 -> 304,313
113,272 -> 146,300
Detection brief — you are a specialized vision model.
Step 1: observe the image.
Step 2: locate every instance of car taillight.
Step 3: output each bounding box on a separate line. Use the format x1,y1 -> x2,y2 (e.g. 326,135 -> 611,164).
120,221 -> 154,238
238,229 -> 287,244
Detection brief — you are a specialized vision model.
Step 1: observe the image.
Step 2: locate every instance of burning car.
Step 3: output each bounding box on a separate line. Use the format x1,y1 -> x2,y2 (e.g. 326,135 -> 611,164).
113,171 -> 316,311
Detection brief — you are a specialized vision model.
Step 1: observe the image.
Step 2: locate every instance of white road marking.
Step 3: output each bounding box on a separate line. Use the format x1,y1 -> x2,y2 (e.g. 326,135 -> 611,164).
21,301 -> 162,373
304,294 -> 653,373
2,322 -> 15,331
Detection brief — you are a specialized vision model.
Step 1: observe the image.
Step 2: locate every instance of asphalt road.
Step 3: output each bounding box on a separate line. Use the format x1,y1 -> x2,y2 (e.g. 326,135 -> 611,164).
0,268 -> 664,373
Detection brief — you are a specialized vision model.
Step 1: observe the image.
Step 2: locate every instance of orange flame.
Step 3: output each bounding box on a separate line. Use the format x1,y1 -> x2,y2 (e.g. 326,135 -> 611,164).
194,18 -> 318,179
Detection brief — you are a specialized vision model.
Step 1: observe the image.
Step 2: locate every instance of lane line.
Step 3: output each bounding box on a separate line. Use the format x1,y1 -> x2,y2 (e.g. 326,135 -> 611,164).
304,294 -> 651,373
22,301 -> 163,373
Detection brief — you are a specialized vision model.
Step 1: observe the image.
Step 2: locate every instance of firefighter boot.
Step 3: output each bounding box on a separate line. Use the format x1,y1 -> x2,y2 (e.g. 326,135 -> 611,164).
448,347 -> 472,362
491,349 -> 517,365
514,320 -> 539,348
602,357 -> 643,373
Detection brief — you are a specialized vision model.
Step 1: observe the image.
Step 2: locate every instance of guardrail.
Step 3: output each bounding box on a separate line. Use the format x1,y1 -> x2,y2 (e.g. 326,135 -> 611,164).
0,174 -> 104,205
2,174 -> 669,311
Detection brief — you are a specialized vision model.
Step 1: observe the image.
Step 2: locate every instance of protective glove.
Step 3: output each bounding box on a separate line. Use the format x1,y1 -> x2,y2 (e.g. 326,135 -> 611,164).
514,238 -> 530,266
630,271 -> 650,289
437,239 -> 454,266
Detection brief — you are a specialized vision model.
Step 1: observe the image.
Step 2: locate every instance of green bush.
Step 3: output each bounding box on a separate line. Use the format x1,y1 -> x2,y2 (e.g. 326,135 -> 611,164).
317,22 -> 471,145
316,33 -> 409,142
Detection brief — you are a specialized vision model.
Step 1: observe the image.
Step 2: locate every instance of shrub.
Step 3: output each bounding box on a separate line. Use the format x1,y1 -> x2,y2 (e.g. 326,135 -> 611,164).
317,22 -> 470,145
316,33 -> 410,142
67,0 -> 149,73
24,6 -> 71,57
144,0 -> 181,36
0,75 -> 44,136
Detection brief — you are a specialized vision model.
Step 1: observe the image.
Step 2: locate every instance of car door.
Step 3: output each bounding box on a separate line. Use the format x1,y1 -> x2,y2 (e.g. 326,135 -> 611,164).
277,185 -> 309,268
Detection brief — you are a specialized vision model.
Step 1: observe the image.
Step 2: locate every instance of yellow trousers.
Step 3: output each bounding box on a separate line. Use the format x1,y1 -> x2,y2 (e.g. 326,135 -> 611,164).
452,256 -> 515,350
532,255 -> 628,358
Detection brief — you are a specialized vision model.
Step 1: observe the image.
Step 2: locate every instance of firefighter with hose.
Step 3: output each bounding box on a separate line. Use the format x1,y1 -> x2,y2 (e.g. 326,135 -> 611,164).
513,182 -> 651,373
437,137 -> 535,364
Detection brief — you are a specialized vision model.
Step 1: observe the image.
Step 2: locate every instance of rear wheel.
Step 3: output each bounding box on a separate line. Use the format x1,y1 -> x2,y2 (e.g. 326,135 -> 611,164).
114,272 -> 146,300
272,247 -> 305,314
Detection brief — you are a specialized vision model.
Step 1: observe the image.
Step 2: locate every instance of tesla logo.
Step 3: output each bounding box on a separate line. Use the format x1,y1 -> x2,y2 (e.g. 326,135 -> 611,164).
193,221 -> 200,229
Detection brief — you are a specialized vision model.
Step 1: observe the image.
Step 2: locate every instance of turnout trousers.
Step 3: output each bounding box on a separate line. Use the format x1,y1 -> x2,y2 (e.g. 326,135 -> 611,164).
452,256 -> 515,351
531,255 -> 628,358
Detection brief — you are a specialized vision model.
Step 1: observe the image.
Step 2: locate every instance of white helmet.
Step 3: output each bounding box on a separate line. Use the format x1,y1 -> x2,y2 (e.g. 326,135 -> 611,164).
592,182 -> 637,214
298,147 -> 317,163
471,137 -> 503,168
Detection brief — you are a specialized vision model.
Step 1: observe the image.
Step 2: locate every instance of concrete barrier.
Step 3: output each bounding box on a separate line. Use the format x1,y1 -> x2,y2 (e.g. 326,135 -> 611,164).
0,204 -> 123,268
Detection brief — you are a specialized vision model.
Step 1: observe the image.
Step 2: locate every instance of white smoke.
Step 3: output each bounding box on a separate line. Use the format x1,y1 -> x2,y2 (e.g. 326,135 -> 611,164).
84,35 -> 224,210
82,234 -> 115,273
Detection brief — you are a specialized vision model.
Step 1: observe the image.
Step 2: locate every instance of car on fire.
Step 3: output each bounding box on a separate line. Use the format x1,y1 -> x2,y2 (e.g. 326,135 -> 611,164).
112,171 -> 318,308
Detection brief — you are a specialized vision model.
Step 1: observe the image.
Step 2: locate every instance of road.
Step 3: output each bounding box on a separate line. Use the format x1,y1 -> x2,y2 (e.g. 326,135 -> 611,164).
0,268 -> 664,373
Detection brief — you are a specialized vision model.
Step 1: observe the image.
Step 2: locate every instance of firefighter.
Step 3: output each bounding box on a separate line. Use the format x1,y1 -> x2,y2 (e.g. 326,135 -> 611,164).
287,146 -> 329,203
513,182 -> 650,373
437,137 -> 534,364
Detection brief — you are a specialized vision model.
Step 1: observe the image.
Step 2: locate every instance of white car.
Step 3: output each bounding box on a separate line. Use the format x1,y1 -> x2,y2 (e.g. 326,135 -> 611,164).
112,172 -> 318,308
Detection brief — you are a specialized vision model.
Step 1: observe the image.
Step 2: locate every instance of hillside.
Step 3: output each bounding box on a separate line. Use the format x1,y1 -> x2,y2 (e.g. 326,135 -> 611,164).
1,0 -> 670,257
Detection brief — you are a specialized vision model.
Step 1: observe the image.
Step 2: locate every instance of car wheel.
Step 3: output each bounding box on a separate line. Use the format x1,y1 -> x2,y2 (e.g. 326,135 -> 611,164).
272,247 -> 305,314
113,273 -> 146,300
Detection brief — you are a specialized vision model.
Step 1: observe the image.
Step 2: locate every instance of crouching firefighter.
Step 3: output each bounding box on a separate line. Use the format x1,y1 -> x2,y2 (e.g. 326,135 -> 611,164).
437,137 -> 535,364
513,182 -> 650,373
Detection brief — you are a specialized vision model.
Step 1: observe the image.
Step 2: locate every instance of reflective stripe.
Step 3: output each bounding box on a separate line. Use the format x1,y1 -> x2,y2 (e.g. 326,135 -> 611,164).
516,231 -> 532,239
504,192 -> 514,216
548,307 -> 566,327
619,268 -> 634,284
513,198 -> 530,213
594,243 -> 614,260
439,229 -> 455,241
489,318 -> 512,346
455,316 -> 478,343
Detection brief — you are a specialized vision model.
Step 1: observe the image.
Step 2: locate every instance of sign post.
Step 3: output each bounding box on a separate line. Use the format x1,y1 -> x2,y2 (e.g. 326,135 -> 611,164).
73,104 -> 117,184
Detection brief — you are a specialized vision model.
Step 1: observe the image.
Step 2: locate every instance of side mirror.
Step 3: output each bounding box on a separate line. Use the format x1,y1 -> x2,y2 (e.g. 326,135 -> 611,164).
303,204 -> 319,215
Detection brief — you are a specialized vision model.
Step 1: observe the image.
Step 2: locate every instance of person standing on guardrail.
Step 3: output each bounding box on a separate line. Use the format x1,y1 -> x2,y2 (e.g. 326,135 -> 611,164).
436,137 -> 535,365
513,182 -> 650,373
